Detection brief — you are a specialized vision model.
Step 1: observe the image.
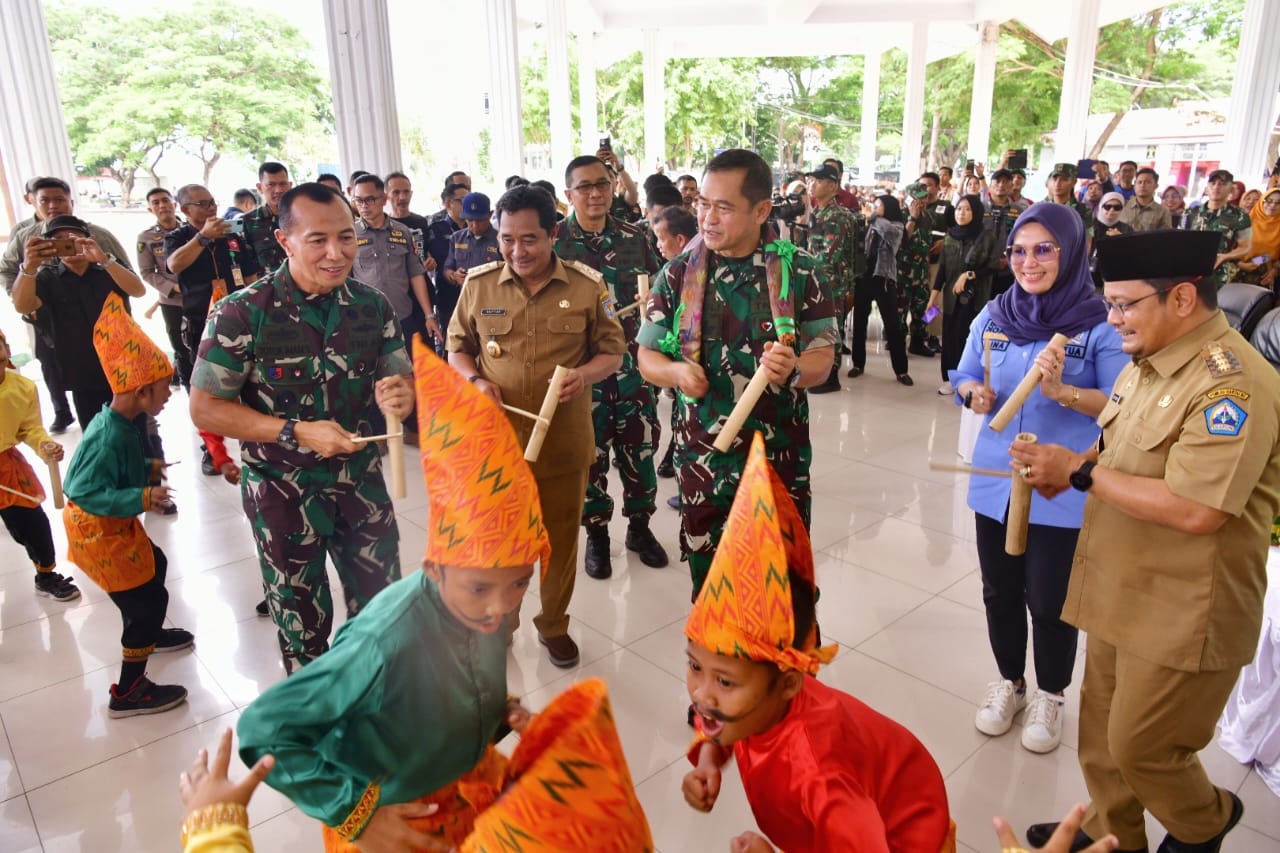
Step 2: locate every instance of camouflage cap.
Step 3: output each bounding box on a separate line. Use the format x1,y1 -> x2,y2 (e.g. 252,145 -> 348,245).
1049,163 -> 1078,180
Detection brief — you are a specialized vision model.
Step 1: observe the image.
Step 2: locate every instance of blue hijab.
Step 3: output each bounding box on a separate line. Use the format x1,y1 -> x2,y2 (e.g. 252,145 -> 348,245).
987,202 -> 1107,346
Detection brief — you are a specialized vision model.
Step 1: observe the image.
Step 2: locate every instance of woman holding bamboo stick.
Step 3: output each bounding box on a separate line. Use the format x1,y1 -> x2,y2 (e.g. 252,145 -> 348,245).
950,203 -> 1126,754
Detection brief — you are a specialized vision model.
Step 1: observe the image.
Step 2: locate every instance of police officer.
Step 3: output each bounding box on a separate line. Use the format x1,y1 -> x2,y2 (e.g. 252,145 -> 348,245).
447,185 -> 625,668
136,188 -> 190,388
556,154 -> 667,578
190,183 -> 415,672
442,192 -> 501,289
427,182 -> 471,343
1014,230 -> 1280,853
636,149 -> 837,597
804,163 -> 860,393
239,162 -> 293,273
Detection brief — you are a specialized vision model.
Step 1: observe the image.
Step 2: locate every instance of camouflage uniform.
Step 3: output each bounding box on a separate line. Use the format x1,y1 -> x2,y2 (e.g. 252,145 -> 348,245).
806,200 -> 859,346
239,203 -> 287,274
1185,204 -> 1253,290
192,264 -> 412,672
554,213 -> 661,532
896,214 -> 934,346
636,236 -> 838,593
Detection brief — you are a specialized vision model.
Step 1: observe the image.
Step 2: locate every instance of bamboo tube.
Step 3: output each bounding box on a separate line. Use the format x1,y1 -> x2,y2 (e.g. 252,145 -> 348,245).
384,412 -> 406,499
713,366 -> 772,453
928,462 -> 1012,478
988,333 -> 1070,433
524,365 -> 568,462
983,336 -> 992,389
613,274 -> 652,318
47,458 -> 64,509
501,403 -> 550,429
1005,432 -> 1037,556
0,483 -> 39,503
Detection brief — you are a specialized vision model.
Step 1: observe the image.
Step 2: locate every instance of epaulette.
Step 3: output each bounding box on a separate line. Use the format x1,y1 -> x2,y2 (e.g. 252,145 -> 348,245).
564,258 -> 605,283
1203,342 -> 1243,378
464,261 -> 503,282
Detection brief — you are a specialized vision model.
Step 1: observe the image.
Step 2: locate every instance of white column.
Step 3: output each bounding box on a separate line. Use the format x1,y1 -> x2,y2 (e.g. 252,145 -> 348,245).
859,51 -> 880,181
1052,0 -> 1101,165
545,0 -> 573,174
322,0 -> 402,177
483,0 -> 525,180
578,32 -> 599,155
899,22 -> 928,180
0,0 -> 76,218
1222,0 -> 1280,184
642,29 -> 666,174
966,21 -> 999,169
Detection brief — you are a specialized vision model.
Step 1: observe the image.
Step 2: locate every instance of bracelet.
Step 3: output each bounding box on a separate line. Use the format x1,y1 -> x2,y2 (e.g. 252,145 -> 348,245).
180,803 -> 248,847
17,264 -> 33,277
1059,386 -> 1080,408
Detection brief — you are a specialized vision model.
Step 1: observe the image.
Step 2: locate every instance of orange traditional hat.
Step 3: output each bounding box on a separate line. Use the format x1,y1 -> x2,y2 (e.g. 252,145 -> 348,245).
685,432 -> 837,675
412,337 -> 551,573
92,293 -> 173,394
461,678 -> 653,853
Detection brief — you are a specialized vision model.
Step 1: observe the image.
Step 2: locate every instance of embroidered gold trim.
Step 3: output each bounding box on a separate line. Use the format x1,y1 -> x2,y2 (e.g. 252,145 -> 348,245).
180,802 -> 248,847
336,781 -> 380,841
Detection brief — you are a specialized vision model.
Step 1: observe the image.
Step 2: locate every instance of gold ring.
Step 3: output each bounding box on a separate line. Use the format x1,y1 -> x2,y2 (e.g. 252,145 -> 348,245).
1021,466 -> 1032,479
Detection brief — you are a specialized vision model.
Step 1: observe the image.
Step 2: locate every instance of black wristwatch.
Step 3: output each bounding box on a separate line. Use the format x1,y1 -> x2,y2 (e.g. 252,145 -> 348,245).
277,419 -> 300,451
963,390 -> 974,409
1069,460 -> 1097,492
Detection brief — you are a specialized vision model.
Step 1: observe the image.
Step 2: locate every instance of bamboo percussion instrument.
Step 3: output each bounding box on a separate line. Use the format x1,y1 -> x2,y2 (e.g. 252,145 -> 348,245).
1005,432 -> 1037,556
613,274 -> 651,318
928,462 -> 1012,478
383,411 -> 406,499
47,458 -> 64,509
524,365 -> 569,462
144,300 -> 161,320
0,483 -> 39,503
988,333 -> 1070,433
982,336 -> 992,389
351,432 -> 397,444
713,366 -> 772,453
501,403 -> 550,430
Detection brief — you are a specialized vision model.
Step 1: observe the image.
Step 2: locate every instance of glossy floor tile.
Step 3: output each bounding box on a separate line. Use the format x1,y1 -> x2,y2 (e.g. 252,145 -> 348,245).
0,359 -> 1276,853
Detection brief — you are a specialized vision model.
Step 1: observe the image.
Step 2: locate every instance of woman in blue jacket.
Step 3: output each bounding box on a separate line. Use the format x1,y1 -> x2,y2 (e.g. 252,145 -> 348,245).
950,202 -> 1127,754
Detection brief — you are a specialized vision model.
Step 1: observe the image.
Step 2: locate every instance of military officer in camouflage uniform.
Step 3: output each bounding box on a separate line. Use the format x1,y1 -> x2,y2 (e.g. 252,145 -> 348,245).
1186,169 -> 1254,290
636,149 -> 837,596
1045,163 -> 1094,237
803,163 -> 860,393
190,183 -> 414,673
448,185 -> 626,668
555,155 -> 667,578
239,162 -> 293,273
897,182 -> 936,361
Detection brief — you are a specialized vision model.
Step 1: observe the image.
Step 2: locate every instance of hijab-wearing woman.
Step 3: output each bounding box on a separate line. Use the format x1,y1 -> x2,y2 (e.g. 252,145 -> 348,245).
1240,188 -> 1262,213
1162,185 -> 1188,228
927,194 -> 998,394
950,203 -> 1127,754
848,194 -> 913,385
1238,187 -> 1280,290
1089,192 -> 1134,288
1082,181 -> 1103,215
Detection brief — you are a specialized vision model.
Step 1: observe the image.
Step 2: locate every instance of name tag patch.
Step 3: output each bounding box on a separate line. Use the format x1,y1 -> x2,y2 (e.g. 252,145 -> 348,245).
1204,399 -> 1247,436
481,308 -> 507,316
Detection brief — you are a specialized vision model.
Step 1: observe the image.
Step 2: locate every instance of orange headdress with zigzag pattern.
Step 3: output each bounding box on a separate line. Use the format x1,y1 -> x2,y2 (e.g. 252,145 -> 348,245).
413,337 -> 551,574
685,432 -> 836,675
92,293 -> 173,394
461,678 -> 653,852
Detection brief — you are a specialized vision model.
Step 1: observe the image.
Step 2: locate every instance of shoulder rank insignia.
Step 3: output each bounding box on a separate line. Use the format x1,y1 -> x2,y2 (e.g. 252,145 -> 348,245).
565,258 -> 605,283
464,261 -> 503,281
1203,342 -> 1242,378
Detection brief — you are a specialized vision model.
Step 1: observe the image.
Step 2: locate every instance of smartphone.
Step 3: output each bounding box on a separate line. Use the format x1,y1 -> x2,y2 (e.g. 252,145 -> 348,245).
229,218 -> 245,236
50,238 -> 80,257
965,159 -> 975,173
922,305 -> 941,325
599,136 -> 612,151
1007,149 -> 1028,171
1076,159 -> 1097,180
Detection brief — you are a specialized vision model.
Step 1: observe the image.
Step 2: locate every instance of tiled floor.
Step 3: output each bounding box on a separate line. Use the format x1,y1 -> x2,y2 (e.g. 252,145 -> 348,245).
1,349 -> 1277,852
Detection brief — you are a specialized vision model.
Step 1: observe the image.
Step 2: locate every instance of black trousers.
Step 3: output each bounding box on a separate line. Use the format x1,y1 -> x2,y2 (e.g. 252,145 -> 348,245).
160,303 -> 193,389
0,504 -> 56,568
107,543 -> 169,656
851,275 -> 909,375
974,512 -> 1080,693
35,336 -> 72,420
70,385 -> 114,431
941,298 -> 978,383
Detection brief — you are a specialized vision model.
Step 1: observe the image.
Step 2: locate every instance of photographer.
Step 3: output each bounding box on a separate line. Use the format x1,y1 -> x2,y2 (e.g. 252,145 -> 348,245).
597,143 -> 641,223
772,180 -> 810,245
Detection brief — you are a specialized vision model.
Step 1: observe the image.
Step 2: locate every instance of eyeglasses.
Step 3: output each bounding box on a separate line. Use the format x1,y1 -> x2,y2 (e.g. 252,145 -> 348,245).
184,199 -> 217,209
352,195 -> 384,205
1101,203 -> 1123,211
1005,242 -> 1061,263
1263,198 -> 1280,207
1101,290 -> 1164,316
570,179 -> 613,196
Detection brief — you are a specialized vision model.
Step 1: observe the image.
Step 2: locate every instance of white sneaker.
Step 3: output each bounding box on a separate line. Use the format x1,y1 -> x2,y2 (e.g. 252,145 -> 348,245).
1021,689 -> 1065,753
937,381 -> 954,396
975,679 -> 1026,736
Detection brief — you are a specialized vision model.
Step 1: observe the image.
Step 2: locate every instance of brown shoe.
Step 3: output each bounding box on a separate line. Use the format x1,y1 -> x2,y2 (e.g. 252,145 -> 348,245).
537,632 -> 580,668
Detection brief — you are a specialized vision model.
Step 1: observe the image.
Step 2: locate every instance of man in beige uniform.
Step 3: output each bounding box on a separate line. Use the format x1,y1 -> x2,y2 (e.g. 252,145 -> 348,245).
447,185 -> 625,669
1012,229 -> 1280,853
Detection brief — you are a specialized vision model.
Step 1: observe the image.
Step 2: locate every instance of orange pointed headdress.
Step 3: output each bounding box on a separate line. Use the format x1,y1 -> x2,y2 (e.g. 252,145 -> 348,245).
92,293 -> 173,394
685,432 -> 836,675
412,337 -> 551,573
461,678 -> 653,853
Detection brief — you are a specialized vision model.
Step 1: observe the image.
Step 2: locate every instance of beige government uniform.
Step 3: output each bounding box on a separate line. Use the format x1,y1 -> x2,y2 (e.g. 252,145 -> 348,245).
1064,311 -> 1280,848
447,257 -> 626,638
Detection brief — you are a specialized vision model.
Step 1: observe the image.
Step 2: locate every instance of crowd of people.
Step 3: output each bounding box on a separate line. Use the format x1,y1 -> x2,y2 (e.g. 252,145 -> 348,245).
1,140 -> 1278,853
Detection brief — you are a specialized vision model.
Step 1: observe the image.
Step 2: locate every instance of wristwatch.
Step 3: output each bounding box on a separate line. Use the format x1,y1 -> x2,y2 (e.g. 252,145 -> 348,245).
277,419 -> 300,451
1069,460 -> 1097,492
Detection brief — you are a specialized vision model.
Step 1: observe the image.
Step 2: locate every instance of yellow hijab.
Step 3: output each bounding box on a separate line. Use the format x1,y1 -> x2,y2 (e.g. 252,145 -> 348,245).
1249,189 -> 1280,261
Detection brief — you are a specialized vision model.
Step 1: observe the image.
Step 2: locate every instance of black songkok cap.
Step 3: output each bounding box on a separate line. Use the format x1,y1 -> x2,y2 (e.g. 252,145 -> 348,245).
1096,229 -> 1219,283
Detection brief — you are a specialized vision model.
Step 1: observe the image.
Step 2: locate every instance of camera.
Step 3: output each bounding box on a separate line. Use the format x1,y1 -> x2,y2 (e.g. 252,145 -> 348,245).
770,192 -> 807,223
